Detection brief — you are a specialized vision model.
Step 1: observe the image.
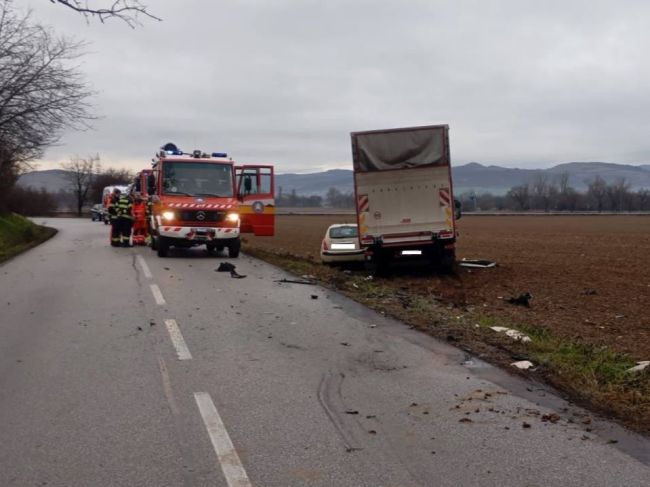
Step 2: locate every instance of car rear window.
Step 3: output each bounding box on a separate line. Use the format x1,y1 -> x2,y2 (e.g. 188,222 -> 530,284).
329,226 -> 358,238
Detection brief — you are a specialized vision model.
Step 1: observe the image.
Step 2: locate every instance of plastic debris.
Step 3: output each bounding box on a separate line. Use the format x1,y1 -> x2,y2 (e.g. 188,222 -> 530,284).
490,326 -> 532,343
511,360 -> 535,370
216,262 -> 246,278
627,361 -> 650,372
274,278 -> 315,285
459,259 -> 496,268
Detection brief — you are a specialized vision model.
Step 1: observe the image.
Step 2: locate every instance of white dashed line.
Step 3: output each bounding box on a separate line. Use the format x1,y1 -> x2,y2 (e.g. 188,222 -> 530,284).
194,392 -> 252,487
137,255 -> 153,279
150,284 -> 166,306
164,319 -> 192,360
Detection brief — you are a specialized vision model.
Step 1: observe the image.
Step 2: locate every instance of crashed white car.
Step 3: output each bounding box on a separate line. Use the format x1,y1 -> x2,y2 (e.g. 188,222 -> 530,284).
320,224 -> 365,264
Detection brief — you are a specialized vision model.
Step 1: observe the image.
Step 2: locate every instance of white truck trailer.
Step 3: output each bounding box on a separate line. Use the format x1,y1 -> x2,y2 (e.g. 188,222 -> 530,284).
350,124 -> 459,273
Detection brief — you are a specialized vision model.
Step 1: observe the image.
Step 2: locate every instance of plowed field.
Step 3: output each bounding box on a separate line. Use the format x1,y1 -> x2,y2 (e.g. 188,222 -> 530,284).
245,214 -> 650,359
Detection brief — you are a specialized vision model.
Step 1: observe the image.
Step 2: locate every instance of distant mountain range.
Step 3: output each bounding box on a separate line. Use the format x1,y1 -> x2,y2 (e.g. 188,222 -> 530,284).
17,162 -> 650,197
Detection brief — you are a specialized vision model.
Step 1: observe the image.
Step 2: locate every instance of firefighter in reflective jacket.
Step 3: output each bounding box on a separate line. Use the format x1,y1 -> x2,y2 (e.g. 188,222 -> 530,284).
131,194 -> 148,245
109,189 -> 133,247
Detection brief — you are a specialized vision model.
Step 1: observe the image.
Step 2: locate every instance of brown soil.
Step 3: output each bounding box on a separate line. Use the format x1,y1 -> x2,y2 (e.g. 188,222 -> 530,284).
246,215 -> 650,360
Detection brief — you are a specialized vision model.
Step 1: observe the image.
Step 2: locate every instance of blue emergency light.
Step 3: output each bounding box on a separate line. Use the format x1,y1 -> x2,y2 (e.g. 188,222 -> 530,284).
162,142 -> 183,155
212,152 -> 228,158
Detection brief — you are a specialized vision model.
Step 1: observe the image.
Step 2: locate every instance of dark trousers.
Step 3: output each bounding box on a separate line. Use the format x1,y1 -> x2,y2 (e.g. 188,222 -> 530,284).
116,217 -> 132,246
110,219 -> 120,246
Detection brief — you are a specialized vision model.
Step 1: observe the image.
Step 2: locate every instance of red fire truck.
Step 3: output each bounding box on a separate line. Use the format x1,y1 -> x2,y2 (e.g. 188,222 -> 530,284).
147,143 -> 275,257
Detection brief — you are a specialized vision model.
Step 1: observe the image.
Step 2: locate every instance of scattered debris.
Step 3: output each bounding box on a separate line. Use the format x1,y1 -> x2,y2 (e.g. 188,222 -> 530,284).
340,342 -> 350,347
368,430 -> 377,435
541,413 -> 561,423
507,292 -> 533,307
459,259 -> 496,268
366,415 -> 376,419
216,262 -> 247,278
627,361 -> 650,372
149,320 -> 156,327
522,422 -> 531,429
458,418 -> 473,423
511,360 -> 535,370
364,275 -> 374,281
311,295 -> 318,300
136,326 -> 143,331
345,410 -> 359,415
490,326 -> 532,343
274,278 -> 315,285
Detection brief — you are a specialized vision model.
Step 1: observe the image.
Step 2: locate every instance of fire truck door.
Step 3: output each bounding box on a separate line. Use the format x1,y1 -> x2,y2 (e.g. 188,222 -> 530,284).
235,165 -> 275,236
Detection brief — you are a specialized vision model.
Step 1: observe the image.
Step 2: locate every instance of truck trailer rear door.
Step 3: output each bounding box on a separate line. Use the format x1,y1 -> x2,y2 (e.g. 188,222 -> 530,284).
235,165 -> 275,236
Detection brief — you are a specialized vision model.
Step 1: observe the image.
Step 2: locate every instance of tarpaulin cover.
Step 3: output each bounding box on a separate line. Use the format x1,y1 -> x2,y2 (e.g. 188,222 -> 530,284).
351,125 -> 448,172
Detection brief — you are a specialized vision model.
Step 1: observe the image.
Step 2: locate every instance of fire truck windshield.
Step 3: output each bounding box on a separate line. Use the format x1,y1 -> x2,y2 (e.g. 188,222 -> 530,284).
162,162 -> 233,197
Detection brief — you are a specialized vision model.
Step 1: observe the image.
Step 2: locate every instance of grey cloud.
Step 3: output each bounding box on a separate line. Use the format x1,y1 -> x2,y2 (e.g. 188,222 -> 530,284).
22,0 -> 650,172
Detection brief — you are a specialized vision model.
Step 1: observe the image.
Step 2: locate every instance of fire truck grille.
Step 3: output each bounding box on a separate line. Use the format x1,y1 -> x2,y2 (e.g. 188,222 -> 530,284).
179,210 -> 225,222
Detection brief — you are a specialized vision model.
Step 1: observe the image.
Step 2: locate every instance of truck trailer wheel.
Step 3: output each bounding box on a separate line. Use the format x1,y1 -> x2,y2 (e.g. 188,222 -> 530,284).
227,238 -> 241,258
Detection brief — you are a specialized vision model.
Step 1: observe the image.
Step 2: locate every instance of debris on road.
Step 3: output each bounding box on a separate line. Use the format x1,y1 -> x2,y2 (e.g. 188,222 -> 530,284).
340,342 -> 350,346
507,292 -> 533,307
541,413 -> 561,423
459,259 -> 496,268
311,294 -> 318,300
522,422 -> 531,428
274,278 -> 316,285
511,360 -> 535,370
216,262 -> 247,279
458,418 -> 473,423
137,326 -> 143,331
345,410 -> 359,415
490,326 -> 532,343
627,361 -> 650,372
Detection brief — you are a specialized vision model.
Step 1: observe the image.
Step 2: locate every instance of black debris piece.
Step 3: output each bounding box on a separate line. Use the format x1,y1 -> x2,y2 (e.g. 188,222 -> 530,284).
507,292 -> 533,307
311,295 -> 318,300
216,262 -> 247,279
274,278 -> 316,285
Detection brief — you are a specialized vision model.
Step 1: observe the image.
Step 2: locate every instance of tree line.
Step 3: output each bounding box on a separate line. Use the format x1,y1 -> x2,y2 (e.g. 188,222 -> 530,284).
461,173 -> 650,212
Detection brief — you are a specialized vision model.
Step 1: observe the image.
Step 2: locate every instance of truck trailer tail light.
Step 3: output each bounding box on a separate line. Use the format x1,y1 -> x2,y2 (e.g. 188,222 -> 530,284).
438,230 -> 454,239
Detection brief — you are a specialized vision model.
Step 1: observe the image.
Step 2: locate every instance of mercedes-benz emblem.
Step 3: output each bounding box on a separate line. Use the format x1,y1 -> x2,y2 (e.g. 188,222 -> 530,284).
196,211 -> 206,221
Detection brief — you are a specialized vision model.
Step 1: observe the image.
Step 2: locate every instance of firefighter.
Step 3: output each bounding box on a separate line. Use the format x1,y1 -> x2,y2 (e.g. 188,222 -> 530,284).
131,194 -> 148,245
108,188 -> 122,247
113,190 -> 134,247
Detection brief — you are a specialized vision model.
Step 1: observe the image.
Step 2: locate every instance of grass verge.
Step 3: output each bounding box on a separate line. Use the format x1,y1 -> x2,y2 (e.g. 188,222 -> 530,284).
0,213 -> 57,264
244,244 -> 650,433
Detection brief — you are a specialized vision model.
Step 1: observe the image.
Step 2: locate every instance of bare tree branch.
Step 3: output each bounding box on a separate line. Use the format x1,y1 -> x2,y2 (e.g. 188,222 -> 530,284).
0,0 -> 95,212
62,154 -> 98,215
50,0 -> 161,28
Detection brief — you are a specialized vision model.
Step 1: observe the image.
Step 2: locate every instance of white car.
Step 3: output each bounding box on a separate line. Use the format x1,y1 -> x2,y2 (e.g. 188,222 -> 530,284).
320,224 -> 366,264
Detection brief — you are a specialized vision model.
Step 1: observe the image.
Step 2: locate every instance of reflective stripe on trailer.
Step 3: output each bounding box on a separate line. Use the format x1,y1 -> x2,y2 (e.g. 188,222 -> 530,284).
357,194 -> 369,213
439,188 -> 451,207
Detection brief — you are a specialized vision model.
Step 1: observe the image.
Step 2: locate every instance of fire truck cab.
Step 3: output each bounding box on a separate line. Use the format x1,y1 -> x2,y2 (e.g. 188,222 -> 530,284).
147,143 -> 275,258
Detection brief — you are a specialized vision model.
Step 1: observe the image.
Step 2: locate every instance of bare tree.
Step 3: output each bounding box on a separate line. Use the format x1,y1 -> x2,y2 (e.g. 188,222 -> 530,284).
605,177 -> 631,212
0,0 -> 94,212
586,176 -> 608,212
62,154 -> 98,215
50,0 -> 160,27
507,184 -> 530,211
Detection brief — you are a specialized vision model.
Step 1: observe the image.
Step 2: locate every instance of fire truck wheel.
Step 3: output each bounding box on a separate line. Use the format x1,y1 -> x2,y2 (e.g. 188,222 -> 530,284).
227,238 -> 241,258
157,237 -> 169,257
150,234 -> 158,250
206,243 -> 217,255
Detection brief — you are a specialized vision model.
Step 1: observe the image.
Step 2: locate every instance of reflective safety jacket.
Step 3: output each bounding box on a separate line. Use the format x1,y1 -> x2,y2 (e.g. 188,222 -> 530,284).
112,194 -> 133,220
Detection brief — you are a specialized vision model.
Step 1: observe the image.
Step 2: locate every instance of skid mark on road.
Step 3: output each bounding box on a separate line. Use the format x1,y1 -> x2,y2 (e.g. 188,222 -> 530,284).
137,255 -> 153,279
317,371 -> 362,453
194,392 -> 253,487
164,319 -> 193,360
150,284 -> 166,305
158,356 -> 180,415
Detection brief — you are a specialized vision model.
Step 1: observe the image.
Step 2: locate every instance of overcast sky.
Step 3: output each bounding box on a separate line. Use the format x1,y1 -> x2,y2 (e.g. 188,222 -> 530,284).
22,0 -> 650,173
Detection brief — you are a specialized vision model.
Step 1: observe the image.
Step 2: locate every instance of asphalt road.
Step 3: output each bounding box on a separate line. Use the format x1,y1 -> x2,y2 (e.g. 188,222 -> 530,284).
1,218 -> 649,487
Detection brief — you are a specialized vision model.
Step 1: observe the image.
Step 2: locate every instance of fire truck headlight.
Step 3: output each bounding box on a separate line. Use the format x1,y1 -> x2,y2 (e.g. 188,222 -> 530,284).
162,211 -> 175,221
226,212 -> 239,223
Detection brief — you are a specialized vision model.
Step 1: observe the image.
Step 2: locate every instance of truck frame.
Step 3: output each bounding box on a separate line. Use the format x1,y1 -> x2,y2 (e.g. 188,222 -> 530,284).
350,124 -> 458,273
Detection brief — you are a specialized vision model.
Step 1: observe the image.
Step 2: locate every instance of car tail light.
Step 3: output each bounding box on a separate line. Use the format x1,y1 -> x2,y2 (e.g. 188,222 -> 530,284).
322,239 -> 329,250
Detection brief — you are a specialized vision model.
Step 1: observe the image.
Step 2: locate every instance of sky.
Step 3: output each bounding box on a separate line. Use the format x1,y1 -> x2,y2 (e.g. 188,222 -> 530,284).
20,0 -> 650,173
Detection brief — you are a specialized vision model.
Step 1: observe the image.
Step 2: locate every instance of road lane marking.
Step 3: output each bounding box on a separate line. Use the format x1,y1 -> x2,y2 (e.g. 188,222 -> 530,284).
164,319 -> 192,360
158,356 -> 180,415
137,255 -> 153,279
194,392 -> 252,487
150,284 -> 166,305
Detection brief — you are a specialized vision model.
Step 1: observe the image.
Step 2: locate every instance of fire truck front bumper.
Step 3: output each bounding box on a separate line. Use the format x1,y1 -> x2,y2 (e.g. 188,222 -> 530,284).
158,226 -> 240,241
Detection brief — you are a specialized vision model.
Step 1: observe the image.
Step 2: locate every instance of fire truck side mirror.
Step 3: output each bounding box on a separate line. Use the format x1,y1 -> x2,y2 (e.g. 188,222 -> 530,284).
147,174 -> 156,195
